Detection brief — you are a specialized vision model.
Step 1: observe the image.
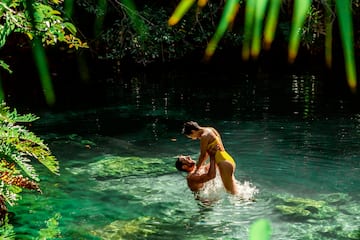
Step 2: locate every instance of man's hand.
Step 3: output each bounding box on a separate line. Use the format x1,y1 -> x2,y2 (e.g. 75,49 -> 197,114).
207,143 -> 220,156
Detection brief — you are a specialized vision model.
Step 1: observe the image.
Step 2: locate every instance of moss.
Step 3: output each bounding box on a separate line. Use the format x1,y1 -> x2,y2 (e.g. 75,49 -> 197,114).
72,155 -> 175,178
91,216 -> 156,239
275,196 -> 336,219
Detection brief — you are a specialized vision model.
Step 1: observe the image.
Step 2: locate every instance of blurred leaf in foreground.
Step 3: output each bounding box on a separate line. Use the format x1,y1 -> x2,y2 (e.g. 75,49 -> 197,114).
249,218 -> 272,240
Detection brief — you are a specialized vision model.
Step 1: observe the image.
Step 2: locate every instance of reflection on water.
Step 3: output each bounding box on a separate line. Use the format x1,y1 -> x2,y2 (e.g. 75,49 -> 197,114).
291,74 -> 318,118
10,72 -> 360,239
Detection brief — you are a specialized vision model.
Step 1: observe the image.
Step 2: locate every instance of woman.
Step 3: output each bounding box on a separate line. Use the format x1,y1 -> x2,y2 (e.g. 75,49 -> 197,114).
182,121 -> 238,194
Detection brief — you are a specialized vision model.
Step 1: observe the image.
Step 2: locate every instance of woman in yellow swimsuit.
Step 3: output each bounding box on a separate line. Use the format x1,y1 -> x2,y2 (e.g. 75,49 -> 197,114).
182,121 -> 238,194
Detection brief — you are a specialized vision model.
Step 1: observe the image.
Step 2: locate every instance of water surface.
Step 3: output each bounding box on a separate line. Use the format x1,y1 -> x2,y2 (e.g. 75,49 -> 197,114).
11,72 -> 360,239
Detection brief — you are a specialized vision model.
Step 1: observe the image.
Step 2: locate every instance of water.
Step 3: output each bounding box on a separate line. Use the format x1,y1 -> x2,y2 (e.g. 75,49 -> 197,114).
10,72 -> 360,239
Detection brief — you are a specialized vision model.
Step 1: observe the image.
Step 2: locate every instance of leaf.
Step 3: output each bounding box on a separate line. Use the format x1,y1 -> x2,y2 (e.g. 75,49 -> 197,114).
32,39 -> 56,105
168,0 -> 196,26
251,0 -> 269,58
336,0 -> 357,91
50,10 -> 61,15
0,60 -> 13,74
26,32 -> 33,40
242,0 -> 256,60
197,0 -> 208,8
324,0 -> 333,67
63,22 -> 77,35
263,0 -> 282,49
249,219 -> 272,240
288,0 -> 311,63
205,0 -> 239,59
121,0 -> 149,41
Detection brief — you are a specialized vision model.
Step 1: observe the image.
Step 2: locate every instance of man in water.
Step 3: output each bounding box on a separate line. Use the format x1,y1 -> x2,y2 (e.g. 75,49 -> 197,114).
175,146 -> 217,192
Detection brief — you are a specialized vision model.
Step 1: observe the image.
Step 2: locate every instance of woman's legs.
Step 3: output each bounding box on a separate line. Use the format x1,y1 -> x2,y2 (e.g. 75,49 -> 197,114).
217,161 -> 238,194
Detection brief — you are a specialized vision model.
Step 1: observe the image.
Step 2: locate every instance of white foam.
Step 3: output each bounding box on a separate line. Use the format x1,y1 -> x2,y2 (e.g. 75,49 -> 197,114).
196,169 -> 259,203
234,180 -> 259,201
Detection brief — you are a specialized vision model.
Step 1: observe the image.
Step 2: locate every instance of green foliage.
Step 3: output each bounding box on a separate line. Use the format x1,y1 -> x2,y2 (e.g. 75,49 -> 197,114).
36,213 -> 62,240
168,0 -> 358,91
0,61 -> 12,75
0,213 -> 62,240
0,215 -> 16,240
0,102 -> 59,220
0,0 -> 88,72
97,3 -> 242,65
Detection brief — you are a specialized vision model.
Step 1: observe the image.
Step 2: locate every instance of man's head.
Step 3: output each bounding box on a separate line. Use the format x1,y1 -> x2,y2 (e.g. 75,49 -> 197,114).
175,155 -> 195,172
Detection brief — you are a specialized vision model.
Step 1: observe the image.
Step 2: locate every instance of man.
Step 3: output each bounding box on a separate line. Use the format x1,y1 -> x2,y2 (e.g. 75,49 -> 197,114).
175,146 -> 218,192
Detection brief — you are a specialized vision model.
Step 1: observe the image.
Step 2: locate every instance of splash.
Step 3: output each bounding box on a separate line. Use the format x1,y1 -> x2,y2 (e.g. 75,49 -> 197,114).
195,169 -> 259,203
235,180 -> 259,201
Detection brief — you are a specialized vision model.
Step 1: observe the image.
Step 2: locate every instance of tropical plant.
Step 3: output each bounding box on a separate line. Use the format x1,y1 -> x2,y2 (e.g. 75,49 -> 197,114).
0,102 -> 59,223
168,0 -> 358,91
0,213 -> 61,239
0,0 -> 87,69
97,3 -> 243,65
0,0 -> 88,105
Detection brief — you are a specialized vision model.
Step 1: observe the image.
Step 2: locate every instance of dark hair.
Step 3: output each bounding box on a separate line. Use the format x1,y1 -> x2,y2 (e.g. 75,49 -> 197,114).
182,121 -> 200,135
175,159 -> 186,172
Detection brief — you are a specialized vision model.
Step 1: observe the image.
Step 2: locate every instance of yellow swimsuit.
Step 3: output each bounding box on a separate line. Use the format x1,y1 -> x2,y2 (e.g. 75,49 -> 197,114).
207,138 -> 236,166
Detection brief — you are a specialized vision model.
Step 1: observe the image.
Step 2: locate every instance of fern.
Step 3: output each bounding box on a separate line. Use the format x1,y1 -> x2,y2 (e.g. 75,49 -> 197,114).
36,213 -> 62,240
0,214 -> 16,239
0,102 -> 59,221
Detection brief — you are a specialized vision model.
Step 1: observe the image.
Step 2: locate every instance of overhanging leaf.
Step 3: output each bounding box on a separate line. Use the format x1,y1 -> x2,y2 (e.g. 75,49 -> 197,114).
168,0 -> 196,26
251,0 -> 269,58
242,0 -> 256,60
324,0 -> 334,68
205,0 -> 239,59
288,0 -> 312,63
336,0 -> 357,91
263,0 -> 282,49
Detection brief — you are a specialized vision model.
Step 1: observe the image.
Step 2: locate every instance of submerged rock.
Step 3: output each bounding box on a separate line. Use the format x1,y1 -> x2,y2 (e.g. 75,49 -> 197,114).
275,196 -> 336,219
91,216 -> 156,239
318,192 -> 352,204
71,155 -> 175,179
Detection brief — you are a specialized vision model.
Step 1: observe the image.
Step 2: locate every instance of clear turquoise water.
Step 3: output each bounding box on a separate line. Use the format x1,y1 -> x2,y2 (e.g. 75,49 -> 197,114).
11,72 -> 360,239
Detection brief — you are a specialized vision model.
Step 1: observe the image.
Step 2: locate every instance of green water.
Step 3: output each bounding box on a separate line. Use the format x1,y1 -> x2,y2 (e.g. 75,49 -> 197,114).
10,73 -> 360,239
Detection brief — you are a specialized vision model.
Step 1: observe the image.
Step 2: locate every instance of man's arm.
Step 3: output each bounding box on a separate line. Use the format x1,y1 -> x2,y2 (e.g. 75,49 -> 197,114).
189,154 -> 216,184
196,137 -> 209,168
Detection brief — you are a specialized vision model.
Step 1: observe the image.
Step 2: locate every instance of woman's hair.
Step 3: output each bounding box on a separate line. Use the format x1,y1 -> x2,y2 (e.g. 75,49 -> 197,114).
182,121 -> 201,135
